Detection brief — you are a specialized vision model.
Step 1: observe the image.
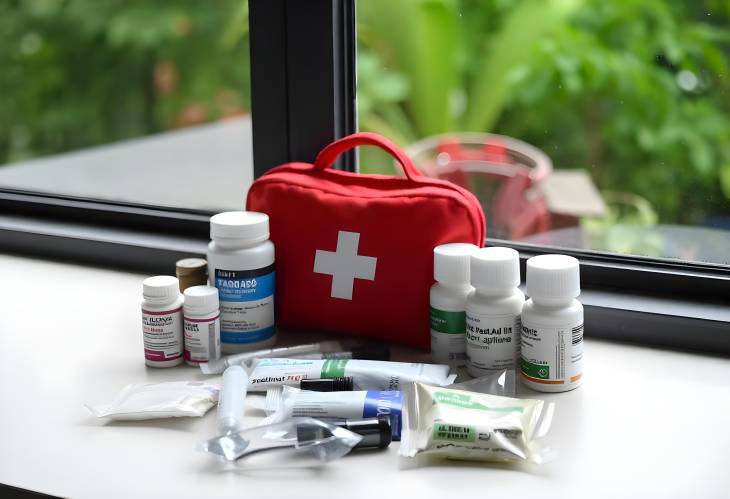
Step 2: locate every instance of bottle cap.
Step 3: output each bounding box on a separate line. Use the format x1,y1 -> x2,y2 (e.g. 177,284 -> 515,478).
183,285 -> 220,315
176,258 -> 208,292
142,275 -> 180,300
296,417 -> 392,449
526,254 -> 580,301
175,258 -> 208,276
351,344 -> 390,361
337,416 -> 392,449
300,377 -> 354,392
433,243 -> 478,286
470,247 -> 521,291
210,211 -> 269,243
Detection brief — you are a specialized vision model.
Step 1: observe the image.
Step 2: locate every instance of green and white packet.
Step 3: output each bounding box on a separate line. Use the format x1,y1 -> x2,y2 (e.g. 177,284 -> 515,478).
400,383 -> 554,464
247,358 -> 455,392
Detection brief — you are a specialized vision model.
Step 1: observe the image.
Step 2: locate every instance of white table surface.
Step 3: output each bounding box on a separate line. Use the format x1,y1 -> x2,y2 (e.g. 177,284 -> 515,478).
1,253 -> 729,498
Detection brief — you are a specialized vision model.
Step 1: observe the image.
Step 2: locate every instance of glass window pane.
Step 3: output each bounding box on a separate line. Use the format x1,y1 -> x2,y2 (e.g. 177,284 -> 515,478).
0,1 -> 251,211
357,0 -> 730,266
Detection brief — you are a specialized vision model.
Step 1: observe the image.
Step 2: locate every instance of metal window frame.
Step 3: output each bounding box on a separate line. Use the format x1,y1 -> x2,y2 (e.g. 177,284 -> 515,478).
249,0 -> 357,175
0,0 -> 357,267
0,0 -> 728,357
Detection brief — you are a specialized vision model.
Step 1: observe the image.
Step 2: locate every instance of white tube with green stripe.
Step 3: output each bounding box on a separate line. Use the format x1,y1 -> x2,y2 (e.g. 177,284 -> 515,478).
247,358 -> 456,392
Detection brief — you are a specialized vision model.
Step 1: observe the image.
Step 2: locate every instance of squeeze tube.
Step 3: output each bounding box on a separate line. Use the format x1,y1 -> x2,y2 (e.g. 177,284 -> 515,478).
263,385 -> 403,439
247,358 -> 456,392
200,341 -> 344,375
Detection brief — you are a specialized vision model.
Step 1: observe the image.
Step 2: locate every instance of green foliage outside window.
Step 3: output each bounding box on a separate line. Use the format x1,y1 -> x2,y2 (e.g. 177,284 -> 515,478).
1,0 -> 729,228
358,0 -> 730,226
0,0 -> 249,163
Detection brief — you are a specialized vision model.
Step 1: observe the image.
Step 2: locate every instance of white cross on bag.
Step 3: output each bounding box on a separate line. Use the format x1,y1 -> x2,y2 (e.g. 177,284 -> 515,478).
313,231 -> 377,300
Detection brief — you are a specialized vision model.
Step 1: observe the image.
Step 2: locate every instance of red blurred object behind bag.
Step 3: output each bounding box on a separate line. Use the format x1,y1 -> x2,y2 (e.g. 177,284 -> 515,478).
246,133 -> 485,349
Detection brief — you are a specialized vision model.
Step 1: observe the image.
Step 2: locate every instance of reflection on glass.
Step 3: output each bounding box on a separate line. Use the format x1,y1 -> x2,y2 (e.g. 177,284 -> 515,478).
357,0 -> 730,265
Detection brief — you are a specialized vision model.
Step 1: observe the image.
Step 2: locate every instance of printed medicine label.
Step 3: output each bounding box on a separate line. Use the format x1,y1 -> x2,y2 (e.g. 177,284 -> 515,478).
142,307 -> 183,361
214,265 -> 275,344
249,358 -> 452,392
465,311 -> 521,372
520,320 -> 584,384
184,316 -> 220,363
289,390 -> 403,439
430,307 -> 467,364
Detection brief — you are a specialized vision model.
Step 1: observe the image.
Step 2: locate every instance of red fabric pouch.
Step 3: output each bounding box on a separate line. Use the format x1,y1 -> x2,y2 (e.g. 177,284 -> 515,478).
246,132 -> 485,349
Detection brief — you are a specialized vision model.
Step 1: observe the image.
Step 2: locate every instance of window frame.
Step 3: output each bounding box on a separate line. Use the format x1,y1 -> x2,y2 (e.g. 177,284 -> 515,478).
249,0 -> 357,174
0,0 -> 728,355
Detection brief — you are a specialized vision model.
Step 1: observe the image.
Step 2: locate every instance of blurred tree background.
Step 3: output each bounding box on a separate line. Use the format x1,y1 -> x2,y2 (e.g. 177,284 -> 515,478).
0,0 -> 250,163
358,0 -> 730,228
1,0 -> 729,228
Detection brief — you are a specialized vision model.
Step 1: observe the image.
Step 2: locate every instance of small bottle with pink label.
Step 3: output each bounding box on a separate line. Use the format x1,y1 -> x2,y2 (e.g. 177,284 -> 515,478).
141,276 -> 184,367
183,285 -> 221,366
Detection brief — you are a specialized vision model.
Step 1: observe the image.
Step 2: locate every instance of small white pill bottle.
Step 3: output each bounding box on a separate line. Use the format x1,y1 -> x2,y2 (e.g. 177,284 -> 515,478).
520,254 -> 584,392
465,247 -> 524,377
141,276 -> 184,367
207,211 -> 276,354
183,285 -> 221,366
429,243 -> 477,367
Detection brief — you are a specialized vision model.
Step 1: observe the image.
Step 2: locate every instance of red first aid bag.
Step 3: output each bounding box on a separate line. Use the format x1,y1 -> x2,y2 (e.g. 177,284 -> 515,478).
246,133 -> 485,349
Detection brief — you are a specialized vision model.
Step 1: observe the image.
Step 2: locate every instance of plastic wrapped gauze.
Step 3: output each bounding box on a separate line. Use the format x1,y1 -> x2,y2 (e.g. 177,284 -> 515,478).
86,381 -> 220,420
198,417 -> 362,468
449,369 -> 518,396
400,383 -> 554,464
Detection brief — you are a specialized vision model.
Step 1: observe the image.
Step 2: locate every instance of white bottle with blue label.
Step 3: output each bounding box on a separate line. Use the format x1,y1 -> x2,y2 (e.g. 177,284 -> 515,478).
207,211 -> 276,353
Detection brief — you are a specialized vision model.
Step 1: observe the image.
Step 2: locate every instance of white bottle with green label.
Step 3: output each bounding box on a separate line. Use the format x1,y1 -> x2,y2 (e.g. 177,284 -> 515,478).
520,254 -> 583,392
465,247 -> 524,377
429,243 -> 477,367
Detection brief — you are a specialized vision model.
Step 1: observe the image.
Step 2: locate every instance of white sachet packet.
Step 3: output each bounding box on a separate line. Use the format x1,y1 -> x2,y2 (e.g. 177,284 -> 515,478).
86,381 -> 220,420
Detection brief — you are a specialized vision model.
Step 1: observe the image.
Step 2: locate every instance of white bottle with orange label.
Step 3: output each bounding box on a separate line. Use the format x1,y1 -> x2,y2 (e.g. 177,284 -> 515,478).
520,254 -> 584,392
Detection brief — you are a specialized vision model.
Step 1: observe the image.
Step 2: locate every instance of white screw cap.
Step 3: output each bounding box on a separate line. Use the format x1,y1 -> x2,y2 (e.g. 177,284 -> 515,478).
210,211 -> 269,243
433,243 -> 478,286
142,275 -> 180,300
526,254 -> 580,301
471,247 -> 520,290
184,285 -> 220,315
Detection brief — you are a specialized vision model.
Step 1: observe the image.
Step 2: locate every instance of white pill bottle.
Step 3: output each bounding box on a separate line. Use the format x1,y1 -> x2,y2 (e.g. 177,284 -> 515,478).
141,276 -> 184,367
520,254 -> 584,392
465,247 -> 524,377
429,243 -> 477,367
183,285 -> 221,366
207,211 -> 276,354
